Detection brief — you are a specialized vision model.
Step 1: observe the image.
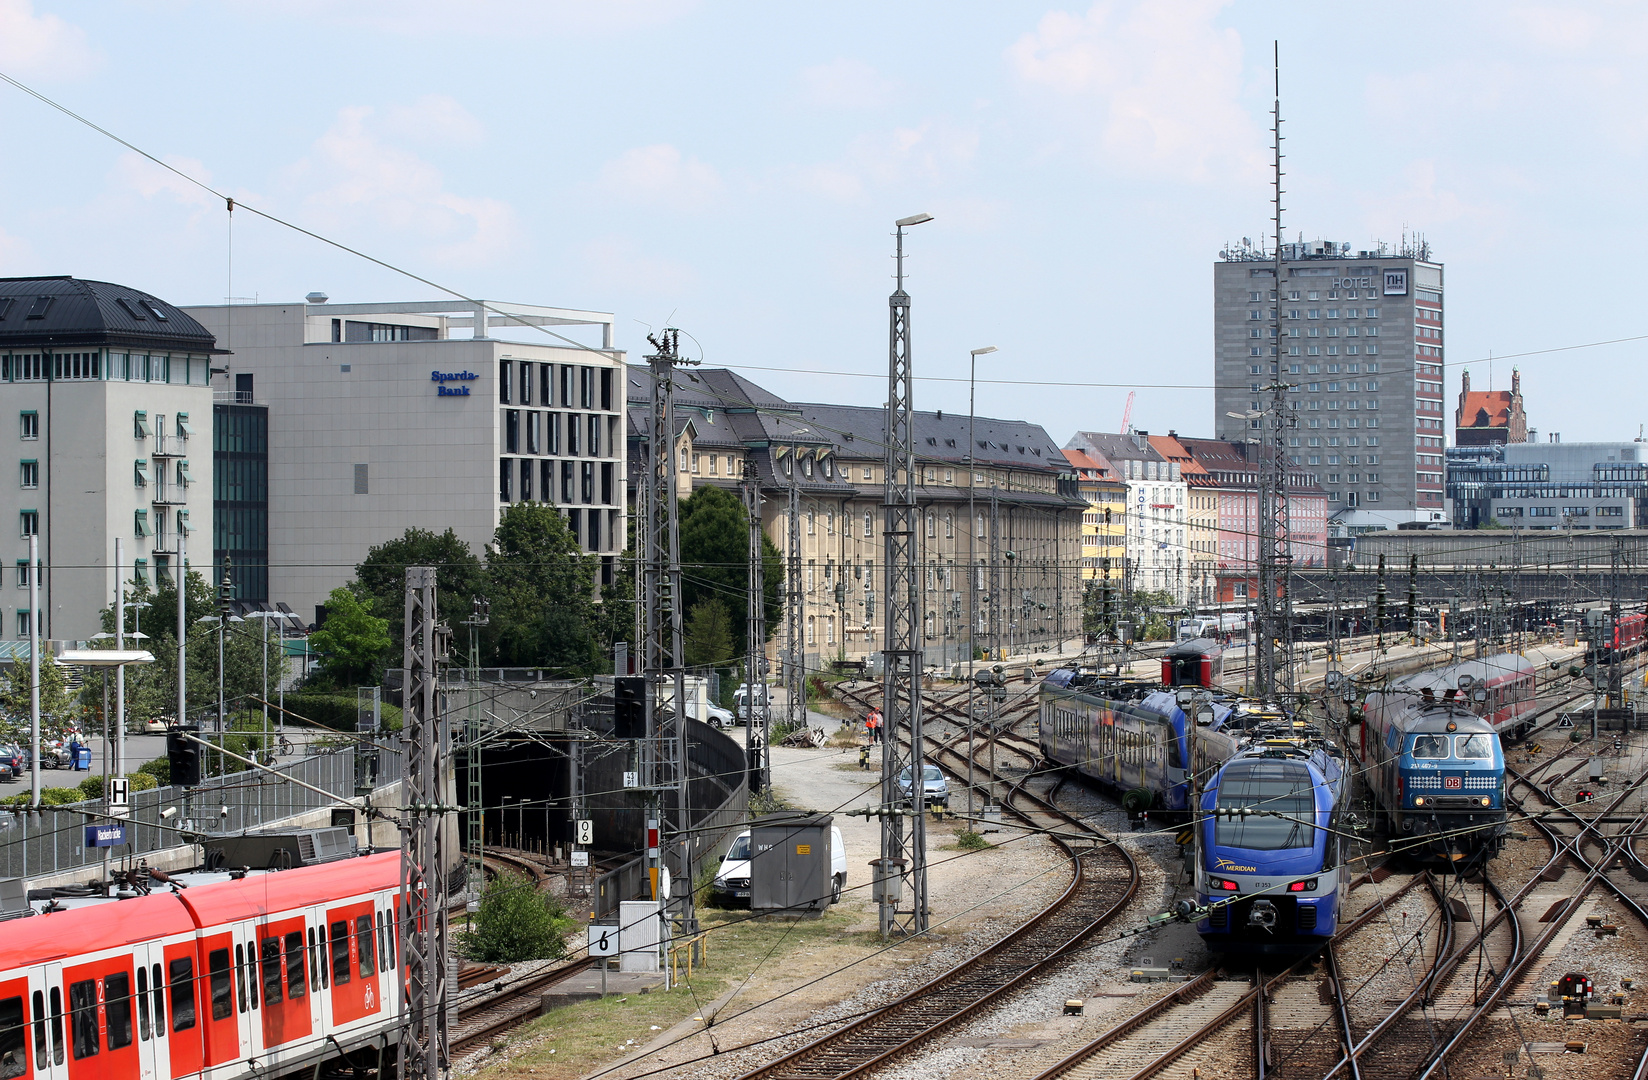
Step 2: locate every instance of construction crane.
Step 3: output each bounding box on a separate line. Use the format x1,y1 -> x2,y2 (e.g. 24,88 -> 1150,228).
1120,391 -> 1136,434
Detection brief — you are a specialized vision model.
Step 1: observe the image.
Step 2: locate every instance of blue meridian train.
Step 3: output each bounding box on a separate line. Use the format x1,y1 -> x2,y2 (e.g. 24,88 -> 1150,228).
1040,639 -> 1282,819
1359,660 -> 1509,863
1192,723 -> 1348,954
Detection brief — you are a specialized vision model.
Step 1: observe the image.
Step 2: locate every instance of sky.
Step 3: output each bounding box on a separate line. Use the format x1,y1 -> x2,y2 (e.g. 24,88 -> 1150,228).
0,0 -> 1644,447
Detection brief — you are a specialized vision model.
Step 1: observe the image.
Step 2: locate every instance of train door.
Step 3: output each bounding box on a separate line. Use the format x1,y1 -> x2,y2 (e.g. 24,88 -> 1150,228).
196,932 -> 241,1070
160,940 -> 202,1079
256,916 -> 314,1051
24,964 -> 67,1080
325,901 -> 381,1028
132,944 -> 169,1080
230,921 -> 262,1064
61,952 -> 140,1080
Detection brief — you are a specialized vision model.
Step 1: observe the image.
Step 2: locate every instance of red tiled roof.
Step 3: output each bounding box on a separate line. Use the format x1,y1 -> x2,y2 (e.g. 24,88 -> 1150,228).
1062,447 -> 1115,479
1459,389 -> 1513,429
1147,433 -> 1209,477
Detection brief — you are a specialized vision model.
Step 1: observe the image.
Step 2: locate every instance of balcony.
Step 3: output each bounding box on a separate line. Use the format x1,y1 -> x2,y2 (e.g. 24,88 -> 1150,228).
152,435 -> 188,458
151,485 -> 186,508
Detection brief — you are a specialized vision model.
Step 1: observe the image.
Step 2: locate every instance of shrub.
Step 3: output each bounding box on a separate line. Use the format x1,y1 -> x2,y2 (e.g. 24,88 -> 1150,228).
78,776 -> 106,801
955,830 -> 989,851
455,871 -> 575,964
138,757 -> 170,785
126,771 -> 157,793
281,694 -> 403,734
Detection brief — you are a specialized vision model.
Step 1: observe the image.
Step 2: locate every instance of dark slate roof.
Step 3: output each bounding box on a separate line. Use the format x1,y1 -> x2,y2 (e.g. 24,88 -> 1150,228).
797,404 -> 1067,471
1066,430 -> 1166,465
0,277 -> 221,352
626,364 -> 800,415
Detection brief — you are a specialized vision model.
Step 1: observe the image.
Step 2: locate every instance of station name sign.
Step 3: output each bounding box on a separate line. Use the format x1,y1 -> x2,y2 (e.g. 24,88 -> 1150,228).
85,824 -> 127,848
431,370 -> 478,396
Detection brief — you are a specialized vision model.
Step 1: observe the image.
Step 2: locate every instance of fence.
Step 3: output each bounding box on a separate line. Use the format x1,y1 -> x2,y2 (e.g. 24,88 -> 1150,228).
0,744 -> 404,881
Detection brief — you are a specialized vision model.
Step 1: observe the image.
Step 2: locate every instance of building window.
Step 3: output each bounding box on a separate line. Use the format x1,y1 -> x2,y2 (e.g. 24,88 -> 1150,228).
19,412 -> 37,441
864,510 -> 874,537
18,513 -> 36,540
806,510 -> 815,535
826,616 -> 835,645
526,411 -> 540,455
18,461 -> 36,490
16,610 -> 29,638
708,454 -> 717,476
505,410 -> 520,454
926,513 -> 935,537
520,459 -> 533,500
826,511 -> 835,536
499,360 -> 512,404
499,459 -> 512,502
132,509 -> 149,537
806,615 -> 816,645
691,453 -> 700,474
133,558 -> 147,588
945,513 -> 954,538
134,411 -> 151,439
589,415 -> 601,458
12,561 -> 23,589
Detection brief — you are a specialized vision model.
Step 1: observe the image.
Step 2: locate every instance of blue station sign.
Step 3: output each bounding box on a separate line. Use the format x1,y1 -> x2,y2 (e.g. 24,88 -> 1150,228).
85,824 -> 127,848
432,370 -> 478,396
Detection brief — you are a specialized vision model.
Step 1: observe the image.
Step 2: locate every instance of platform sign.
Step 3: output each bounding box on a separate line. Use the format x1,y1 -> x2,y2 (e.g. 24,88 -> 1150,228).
108,777 -> 130,819
575,819 -> 594,845
570,850 -> 589,867
85,824 -> 127,848
588,926 -> 619,956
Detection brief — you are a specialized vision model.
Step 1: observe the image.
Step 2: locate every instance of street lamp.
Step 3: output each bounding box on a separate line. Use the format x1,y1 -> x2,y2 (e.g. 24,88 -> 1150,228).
965,346 -> 997,822
196,613 -> 244,775
244,611 -> 285,747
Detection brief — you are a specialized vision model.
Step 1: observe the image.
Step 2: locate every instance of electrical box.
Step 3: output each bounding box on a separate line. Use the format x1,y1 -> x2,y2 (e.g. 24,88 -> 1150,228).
751,813 -> 833,914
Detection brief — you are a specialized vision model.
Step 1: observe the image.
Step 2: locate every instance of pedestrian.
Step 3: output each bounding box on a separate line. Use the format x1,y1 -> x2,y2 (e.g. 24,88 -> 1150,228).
67,736 -> 82,771
866,709 -> 883,743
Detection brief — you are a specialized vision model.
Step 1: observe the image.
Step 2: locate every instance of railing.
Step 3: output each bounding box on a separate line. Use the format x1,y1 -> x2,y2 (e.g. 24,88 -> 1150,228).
151,435 -> 188,457
214,390 -> 262,406
0,744 -> 405,881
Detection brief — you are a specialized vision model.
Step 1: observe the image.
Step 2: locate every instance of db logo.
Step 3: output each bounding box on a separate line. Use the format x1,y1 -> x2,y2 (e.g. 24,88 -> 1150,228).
1444,776 -> 1462,789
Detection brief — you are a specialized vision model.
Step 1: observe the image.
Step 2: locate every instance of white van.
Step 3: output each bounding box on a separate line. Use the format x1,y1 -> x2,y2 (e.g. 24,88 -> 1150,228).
733,683 -> 769,725
711,825 -> 847,907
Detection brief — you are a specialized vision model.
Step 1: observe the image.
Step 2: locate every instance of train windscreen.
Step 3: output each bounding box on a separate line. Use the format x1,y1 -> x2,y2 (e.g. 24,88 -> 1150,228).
1214,761 -> 1316,850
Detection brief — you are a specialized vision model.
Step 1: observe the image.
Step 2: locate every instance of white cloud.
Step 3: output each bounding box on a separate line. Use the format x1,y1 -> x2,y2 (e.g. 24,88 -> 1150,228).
113,152 -> 220,210
0,0 -> 97,78
599,144 -> 724,212
384,95 -> 485,145
288,106 -> 517,267
0,226 -> 37,273
791,120 -> 979,203
578,236 -> 697,295
799,58 -> 898,109
1006,0 -> 1263,183
226,0 -> 696,36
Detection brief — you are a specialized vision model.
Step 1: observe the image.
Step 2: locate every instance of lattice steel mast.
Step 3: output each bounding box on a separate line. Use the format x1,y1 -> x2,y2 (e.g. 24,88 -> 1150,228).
642,330 -> 695,931
399,566 -> 451,1080
785,454 -> 805,736
743,454 -> 769,791
878,212 -> 933,937
1255,44 -> 1296,701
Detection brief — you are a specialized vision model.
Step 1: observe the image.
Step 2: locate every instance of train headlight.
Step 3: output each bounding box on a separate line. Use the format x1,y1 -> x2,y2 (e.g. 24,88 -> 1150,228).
1208,877 -> 1239,892
1480,797 -> 1492,807
1287,879 -> 1318,893
1413,796 -> 1426,807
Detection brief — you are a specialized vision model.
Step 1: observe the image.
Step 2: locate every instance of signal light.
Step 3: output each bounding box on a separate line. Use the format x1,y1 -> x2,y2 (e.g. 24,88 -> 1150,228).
167,726 -> 201,787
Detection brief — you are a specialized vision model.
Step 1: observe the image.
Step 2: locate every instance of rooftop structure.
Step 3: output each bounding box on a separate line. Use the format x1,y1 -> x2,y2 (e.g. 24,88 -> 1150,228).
1455,368 -> 1528,446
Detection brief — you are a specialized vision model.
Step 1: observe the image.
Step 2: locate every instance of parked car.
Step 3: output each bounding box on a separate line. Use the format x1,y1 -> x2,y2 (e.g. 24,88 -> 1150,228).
704,703 -> 736,729
711,825 -> 848,906
0,744 -> 18,782
897,764 -> 950,808
128,716 -> 170,735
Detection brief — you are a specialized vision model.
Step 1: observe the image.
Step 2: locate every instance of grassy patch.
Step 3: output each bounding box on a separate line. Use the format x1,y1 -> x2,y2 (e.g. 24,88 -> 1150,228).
478,908 -> 875,1079
953,830 -> 990,851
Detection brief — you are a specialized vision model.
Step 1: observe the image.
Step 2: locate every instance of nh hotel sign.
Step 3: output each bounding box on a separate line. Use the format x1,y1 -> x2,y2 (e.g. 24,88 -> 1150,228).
1332,270 -> 1409,296
432,370 -> 478,396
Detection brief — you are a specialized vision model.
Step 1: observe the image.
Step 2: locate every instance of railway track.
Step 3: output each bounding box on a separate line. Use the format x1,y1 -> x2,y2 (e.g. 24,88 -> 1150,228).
729,694 -> 1139,1080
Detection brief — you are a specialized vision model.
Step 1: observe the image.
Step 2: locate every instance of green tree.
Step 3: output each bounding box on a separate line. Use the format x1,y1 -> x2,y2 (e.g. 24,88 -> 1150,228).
455,871 -> 575,963
0,647 -> 79,742
678,486 -> 784,639
307,587 -> 391,687
684,598 -> 736,668
484,503 -> 599,672
354,528 -> 486,657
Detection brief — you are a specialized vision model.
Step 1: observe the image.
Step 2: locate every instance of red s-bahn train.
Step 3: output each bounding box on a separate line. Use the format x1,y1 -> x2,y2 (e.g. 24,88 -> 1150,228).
0,851 -> 403,1080
1589,612 -> 1647,665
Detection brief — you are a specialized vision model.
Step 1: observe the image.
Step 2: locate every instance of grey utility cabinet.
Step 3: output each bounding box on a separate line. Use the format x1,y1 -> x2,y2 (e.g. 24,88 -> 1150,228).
751,813 -> 833,914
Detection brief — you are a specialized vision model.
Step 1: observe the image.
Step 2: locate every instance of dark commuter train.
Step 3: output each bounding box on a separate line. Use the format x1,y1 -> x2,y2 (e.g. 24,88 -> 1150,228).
1193,728 -> 1348,954
1040,639 -> 1285,819
1360,662 -> 1508,862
